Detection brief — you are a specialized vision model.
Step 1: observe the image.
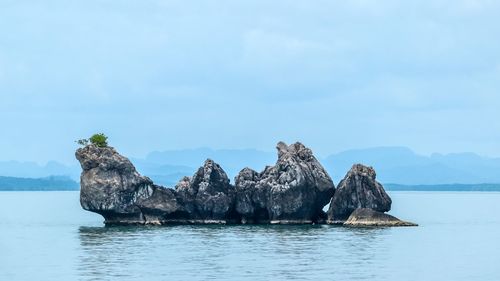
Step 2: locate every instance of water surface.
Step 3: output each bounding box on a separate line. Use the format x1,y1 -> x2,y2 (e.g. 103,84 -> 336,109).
0,191 -> 499,280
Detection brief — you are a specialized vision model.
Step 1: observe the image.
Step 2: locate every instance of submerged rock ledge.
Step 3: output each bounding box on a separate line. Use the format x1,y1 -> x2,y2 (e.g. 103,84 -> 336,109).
344,208 -> 418,227
75,142 -> 416,227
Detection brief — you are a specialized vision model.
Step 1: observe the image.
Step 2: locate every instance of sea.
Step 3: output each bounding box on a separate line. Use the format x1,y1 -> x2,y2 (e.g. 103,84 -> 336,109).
0,191 -> 499,281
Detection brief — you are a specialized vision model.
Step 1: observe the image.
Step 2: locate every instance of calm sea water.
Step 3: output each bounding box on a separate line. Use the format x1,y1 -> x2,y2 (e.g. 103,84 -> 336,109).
0,191 -> 499,281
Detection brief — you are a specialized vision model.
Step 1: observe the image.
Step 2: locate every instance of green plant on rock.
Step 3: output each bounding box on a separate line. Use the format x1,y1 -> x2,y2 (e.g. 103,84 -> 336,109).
89,133 -> 108,147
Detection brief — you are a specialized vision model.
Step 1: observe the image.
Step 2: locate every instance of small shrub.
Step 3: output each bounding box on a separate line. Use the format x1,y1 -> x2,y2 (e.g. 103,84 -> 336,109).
89,133 -> 108,148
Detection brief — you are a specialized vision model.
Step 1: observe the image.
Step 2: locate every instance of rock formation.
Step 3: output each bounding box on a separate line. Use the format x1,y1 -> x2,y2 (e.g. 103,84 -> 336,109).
76,142 -> 415,227
77,144 -> 196,224
76,144 -> 238,224
343,208 -> 418,227
76,144 -> 166,224
234,142 -> 335,223
327,164 -> 392,223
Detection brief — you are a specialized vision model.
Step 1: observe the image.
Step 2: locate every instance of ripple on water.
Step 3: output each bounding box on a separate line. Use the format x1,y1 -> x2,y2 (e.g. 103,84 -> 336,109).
76,225 -> 396,281
2,192 -> 500,281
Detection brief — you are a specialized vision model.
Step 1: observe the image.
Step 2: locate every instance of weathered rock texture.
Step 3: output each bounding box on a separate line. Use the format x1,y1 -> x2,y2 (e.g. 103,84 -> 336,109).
235,142 -> 335,223
344,208 -> 418,227
234,167 -> 269,223
327,164 -> 392,223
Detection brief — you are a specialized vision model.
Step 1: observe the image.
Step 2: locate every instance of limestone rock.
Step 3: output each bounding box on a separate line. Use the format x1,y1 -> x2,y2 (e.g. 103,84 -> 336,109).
136,186 -> 186,224
76,145 -> 237,224
234,142 -> 335,224
328,164 -> 392,223
234,167 -> 269,223
343,208 -> 417,227
175,159 -> 236,223
76,144 -> 160,224
76,143 -> 417,227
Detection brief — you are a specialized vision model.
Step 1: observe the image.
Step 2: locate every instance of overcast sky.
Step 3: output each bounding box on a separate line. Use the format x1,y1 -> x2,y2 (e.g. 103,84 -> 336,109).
1,0 -> 499,164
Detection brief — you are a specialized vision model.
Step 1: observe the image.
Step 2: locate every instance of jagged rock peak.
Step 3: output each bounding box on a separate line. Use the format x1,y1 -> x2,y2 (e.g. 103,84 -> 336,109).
235,167 -> 260,187
272,141 -> 334,192
175,158 -> 235,222
349,163 -> 377,179
193,159 -> 231,187
276,141 -> 313,161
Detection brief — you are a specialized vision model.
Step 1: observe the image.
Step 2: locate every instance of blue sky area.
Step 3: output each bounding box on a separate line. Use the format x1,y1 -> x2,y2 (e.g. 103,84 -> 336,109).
0,1 -> 499,164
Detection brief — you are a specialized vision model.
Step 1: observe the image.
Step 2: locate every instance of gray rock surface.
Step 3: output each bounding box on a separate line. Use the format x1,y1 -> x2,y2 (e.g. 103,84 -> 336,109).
136,186 -> 186,224
76,144 -> 165,224
327,164 -> 392,223
175,159 -> 236,223
234,167 -> 269,223
234,142 -> 335,224
343,208 -> 417,227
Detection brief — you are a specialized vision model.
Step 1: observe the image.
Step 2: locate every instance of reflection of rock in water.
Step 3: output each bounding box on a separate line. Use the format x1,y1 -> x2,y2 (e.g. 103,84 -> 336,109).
78,226 -> 159,280
335,227 -> 392,276
77,224 -> 393,280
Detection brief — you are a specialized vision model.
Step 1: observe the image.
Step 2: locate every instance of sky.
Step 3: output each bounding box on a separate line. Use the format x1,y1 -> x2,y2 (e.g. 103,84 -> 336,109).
0,0 -> 499,164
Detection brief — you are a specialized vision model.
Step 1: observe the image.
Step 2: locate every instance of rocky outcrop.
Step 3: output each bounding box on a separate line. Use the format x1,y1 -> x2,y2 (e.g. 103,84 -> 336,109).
343,208 -> 417,227
77,142 -> 415,227
234,142 -> 335,224
76,144 -> 169,224
327,164 -> 392,223
76,145 -> 234,224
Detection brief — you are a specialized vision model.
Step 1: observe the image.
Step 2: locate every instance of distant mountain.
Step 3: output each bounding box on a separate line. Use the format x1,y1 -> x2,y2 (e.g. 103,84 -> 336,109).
1,146 -> 500,188
130,158 -> 196,187
0,176 -> 79,191
143,148 -> 276,181
141,146 -> 500,185
385,183 -> 500,192
323,147 -> 500,185
0,160 -> 80,180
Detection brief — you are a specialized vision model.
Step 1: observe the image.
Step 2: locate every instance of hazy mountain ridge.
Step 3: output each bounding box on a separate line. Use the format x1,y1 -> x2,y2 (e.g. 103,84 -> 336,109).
385,183 -> 500,192
0,160 -> 80,180
144,148 -> 276,181
142,146 -> 500,185
0,176 -> 78,191
323,147 -> 500,184
1,146 -> 499,187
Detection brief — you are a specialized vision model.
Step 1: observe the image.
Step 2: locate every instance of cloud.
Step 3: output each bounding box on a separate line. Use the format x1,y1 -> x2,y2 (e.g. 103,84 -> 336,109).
0,0 -> 500,162
242,29 -> 330,61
